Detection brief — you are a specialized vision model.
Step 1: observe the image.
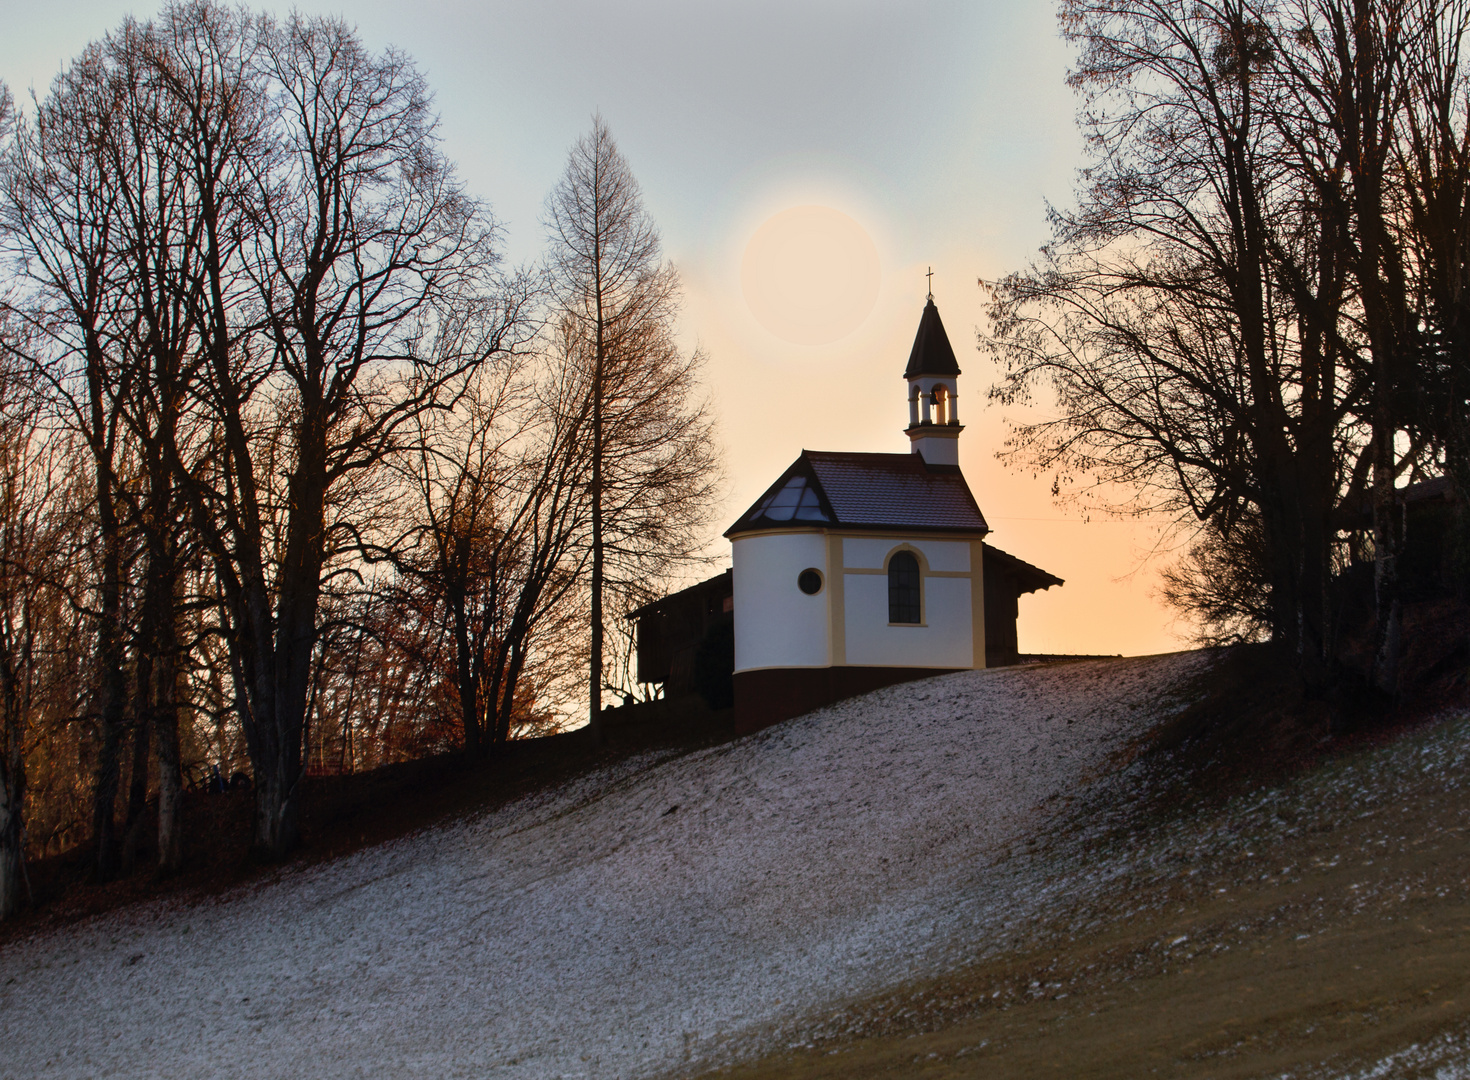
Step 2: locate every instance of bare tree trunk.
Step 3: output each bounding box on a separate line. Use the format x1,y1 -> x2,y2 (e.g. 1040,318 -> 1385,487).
589,301 -> 604,742
336,630 -> 363,774
0,656 -> 23,918
0,777 -> 21,920
251,422 -> 328,857
120,671 -> 150,874
154,607 -> 182,875
449,571 -> 481,756
0,650 -> 26,920
1371,423 -> 1404,694
1329,0 -> 1411,695
254,758 -> 297,858
90,489 -> 127,883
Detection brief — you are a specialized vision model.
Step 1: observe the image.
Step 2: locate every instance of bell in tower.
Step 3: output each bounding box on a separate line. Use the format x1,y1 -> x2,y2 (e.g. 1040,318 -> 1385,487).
904,282 -> 963,466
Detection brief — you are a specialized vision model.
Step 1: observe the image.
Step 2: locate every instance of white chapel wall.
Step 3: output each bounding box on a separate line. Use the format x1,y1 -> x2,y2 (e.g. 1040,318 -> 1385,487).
842,537 -> 974,669
732,531 -> 831,672
842,537 -> 970,573
842,574 -> 973,668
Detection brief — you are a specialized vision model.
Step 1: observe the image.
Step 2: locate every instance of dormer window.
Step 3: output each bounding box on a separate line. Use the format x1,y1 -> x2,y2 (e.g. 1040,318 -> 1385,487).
888,550 -> 921,623
754,475 -> 829,522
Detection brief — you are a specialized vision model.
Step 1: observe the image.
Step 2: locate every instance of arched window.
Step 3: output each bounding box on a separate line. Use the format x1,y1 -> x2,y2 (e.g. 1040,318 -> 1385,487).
888,550 -> 921,624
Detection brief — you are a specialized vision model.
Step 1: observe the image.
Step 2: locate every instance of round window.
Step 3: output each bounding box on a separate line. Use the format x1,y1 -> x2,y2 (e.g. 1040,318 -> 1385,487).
797,568 -> 823,595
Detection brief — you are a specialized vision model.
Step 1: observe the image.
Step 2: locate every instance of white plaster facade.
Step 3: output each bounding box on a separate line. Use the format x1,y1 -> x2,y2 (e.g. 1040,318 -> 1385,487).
731,531 -> 834,671
732,529 -> 985,674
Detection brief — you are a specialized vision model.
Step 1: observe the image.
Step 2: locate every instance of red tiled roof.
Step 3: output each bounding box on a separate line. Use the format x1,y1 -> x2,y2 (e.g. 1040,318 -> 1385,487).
726,450 -> 990,536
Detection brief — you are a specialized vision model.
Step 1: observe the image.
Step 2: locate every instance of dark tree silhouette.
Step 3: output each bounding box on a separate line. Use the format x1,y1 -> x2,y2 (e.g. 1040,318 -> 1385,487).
545,116 -> 720,738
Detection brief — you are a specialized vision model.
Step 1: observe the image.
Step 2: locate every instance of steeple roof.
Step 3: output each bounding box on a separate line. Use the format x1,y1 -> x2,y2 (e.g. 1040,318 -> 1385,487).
904,298 -> 962,379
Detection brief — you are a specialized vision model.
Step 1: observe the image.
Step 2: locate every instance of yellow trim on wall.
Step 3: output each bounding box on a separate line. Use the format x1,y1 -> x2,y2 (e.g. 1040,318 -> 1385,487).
730,526 -> 987,543
730,527 -> 988,671
843,567 -> 969,578
970,540 -> 987,668
827,533 -> 846,666
883,542 -> 931,574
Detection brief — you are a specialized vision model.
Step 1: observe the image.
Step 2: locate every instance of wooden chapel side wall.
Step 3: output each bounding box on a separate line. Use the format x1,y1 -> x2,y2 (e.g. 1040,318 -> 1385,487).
983,560 -> 1022,666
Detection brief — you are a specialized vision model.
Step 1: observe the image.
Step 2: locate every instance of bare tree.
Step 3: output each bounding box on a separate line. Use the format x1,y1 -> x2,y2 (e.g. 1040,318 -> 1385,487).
1270,0 -> 1428,691
0,39 -> 147,880
170,11 -> 502,857
1400,0 -> 1470,596
0,81 -> 20,917
987,0 -> 1470,695
394,314 -> 591,755
1,7 -> 260,876
545,116 -> 720,737
0,318 -> 73,918
0,4 -> 547,872
985,0 -> 1363,684
1254,0 -> 1470,686
97,10 -> 234,874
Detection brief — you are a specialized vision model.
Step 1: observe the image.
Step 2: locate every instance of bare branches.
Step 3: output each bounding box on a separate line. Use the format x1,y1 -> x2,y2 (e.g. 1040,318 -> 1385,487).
386,300 -> 587,756
987,0 -> 1469,685
1,3 -> 526,862
186,9 -> 510,857
545,116 -> 721,732
986,0 -> 1355,671
0,321 -> 81,917
0,7 -> 724,888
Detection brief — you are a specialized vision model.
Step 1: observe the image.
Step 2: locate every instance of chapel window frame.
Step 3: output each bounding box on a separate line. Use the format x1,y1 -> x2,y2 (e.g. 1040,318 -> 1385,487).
886,547 -> 924,625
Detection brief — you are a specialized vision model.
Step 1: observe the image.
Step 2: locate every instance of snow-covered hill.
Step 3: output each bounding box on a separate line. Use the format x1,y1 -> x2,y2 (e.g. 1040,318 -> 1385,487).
0,653 -> 1209,1079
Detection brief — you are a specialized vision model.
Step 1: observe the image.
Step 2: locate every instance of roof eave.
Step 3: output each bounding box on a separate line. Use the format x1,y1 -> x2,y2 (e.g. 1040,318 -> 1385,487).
984,543 -> 1065,593
726,521 -> 990,539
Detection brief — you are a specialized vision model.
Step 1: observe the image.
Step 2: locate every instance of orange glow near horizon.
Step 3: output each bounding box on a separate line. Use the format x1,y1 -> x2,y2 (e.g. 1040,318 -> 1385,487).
689,230 -> 1195,661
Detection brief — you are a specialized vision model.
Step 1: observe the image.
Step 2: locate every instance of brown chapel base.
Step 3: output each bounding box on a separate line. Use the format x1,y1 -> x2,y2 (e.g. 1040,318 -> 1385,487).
733,665 -> 968,736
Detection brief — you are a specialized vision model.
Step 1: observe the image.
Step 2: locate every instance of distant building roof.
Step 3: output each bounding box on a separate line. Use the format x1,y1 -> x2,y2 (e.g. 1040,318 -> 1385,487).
1334,475 -> 1459,531
725,450 -> 990,537
625,569 -> 733,691
904,298 -> 962,379
627,568 -> 732,620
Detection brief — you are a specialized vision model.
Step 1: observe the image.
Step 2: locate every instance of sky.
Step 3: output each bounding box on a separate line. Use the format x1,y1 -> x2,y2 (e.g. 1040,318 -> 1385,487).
1,1 -> 1192,657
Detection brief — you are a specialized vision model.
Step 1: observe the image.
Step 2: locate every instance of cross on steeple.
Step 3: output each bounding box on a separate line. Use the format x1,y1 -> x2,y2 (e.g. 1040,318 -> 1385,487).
926,266 -> 934,299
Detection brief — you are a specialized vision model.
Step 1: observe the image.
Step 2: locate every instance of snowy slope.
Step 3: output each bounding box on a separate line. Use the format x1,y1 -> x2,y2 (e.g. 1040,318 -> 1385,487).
0,652 -> 1207,1080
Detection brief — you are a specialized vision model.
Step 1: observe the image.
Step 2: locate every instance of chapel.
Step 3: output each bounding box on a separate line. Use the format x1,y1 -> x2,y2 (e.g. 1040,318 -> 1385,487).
723,294 -> 1063,734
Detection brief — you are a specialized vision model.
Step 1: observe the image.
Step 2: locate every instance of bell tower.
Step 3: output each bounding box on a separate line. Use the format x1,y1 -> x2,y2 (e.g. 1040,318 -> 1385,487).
904,284 -> 963,466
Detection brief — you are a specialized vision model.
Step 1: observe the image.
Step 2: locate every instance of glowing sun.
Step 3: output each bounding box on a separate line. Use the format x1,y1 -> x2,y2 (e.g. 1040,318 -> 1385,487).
740,205 -> 881,346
